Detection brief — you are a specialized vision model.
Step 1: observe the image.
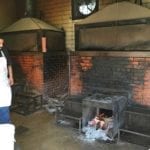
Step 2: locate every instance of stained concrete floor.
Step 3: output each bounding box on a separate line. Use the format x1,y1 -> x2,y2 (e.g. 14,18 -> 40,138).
11,110 -> 148,150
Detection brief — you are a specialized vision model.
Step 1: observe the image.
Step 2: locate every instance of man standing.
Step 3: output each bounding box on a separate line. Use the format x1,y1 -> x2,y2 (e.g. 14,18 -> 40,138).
0,38 -> 14,123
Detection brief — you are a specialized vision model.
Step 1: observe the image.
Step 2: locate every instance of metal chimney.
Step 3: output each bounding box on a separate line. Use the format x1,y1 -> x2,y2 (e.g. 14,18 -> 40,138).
25,0 -> 37,17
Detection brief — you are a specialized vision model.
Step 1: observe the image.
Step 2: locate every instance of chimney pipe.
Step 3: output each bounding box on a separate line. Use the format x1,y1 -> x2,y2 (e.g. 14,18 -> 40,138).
25,0 -> 36,17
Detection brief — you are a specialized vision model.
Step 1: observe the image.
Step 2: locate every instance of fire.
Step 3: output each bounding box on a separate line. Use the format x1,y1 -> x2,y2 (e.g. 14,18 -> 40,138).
88,111 -> 114,131
88,113 -> 107,130
82,112 -> 113,141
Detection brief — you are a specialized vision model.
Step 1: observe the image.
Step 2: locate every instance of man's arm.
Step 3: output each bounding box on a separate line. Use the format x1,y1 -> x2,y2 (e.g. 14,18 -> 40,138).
8,65 -> 14,86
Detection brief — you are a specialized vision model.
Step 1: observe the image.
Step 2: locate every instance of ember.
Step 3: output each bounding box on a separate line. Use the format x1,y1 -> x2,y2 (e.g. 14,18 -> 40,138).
82,111 -> 114,141
88,113 -> 112,130
82,92 -> 128,140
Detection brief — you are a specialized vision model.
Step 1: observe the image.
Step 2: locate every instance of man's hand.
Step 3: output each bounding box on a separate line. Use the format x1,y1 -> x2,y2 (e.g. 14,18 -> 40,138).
8,65 -> 14,86
9,77 -> 14,86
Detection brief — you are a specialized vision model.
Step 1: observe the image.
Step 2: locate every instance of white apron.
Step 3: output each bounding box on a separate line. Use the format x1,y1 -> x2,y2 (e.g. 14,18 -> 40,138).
0,51 -> 12,107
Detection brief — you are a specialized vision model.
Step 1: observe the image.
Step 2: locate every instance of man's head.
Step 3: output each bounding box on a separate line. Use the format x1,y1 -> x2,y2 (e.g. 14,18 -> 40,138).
0,38 -> 4,48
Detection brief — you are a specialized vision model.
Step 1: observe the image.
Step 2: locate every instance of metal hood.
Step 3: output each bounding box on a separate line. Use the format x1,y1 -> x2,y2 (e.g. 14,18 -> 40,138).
75,1 -> 150,51
0,17 -> 63,33
77,1 -> 150,25
0,0 -> 65,52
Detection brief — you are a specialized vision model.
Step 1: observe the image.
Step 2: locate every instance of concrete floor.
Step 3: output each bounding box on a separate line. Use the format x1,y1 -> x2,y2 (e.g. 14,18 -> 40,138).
11,110 -> 148,150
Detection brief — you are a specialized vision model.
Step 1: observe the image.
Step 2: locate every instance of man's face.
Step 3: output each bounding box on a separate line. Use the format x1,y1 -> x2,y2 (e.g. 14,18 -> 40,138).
0,39 -> 4,47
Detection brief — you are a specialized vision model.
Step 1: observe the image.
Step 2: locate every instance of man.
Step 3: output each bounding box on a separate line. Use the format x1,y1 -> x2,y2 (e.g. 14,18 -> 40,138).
0,38 -> 14,123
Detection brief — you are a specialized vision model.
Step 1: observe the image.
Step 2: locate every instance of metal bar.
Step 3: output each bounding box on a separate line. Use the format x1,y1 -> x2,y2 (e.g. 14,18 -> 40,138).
120,129 -> 150,138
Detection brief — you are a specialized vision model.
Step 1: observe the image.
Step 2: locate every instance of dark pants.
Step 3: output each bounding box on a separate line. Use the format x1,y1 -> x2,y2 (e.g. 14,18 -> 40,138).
0,106 -> 10,123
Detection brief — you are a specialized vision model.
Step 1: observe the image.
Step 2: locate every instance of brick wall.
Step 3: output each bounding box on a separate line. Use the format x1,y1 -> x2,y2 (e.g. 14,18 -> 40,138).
70,55 -> 82,95
130,57 -> 150,106
12,53 -> 44,93
11,52 -> 69,99
69,52 -> 150,107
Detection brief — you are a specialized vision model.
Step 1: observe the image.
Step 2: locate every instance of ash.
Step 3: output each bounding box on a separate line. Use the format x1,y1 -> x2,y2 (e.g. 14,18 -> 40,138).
57,120 -> 72,126
43,93 -> 67,114
81,118 -> 114,142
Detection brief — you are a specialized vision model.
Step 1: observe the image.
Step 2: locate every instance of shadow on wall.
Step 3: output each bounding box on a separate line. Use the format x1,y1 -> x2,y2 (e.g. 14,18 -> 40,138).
70,54 -> 150,107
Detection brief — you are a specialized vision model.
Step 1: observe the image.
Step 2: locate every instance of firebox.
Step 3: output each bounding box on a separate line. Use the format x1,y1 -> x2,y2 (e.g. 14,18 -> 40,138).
82,92 -> 128,139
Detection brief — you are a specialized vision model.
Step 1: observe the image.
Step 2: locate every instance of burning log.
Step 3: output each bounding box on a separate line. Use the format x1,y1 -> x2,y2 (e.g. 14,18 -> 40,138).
88,113 -> 108,130
82,112 -> 114,141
